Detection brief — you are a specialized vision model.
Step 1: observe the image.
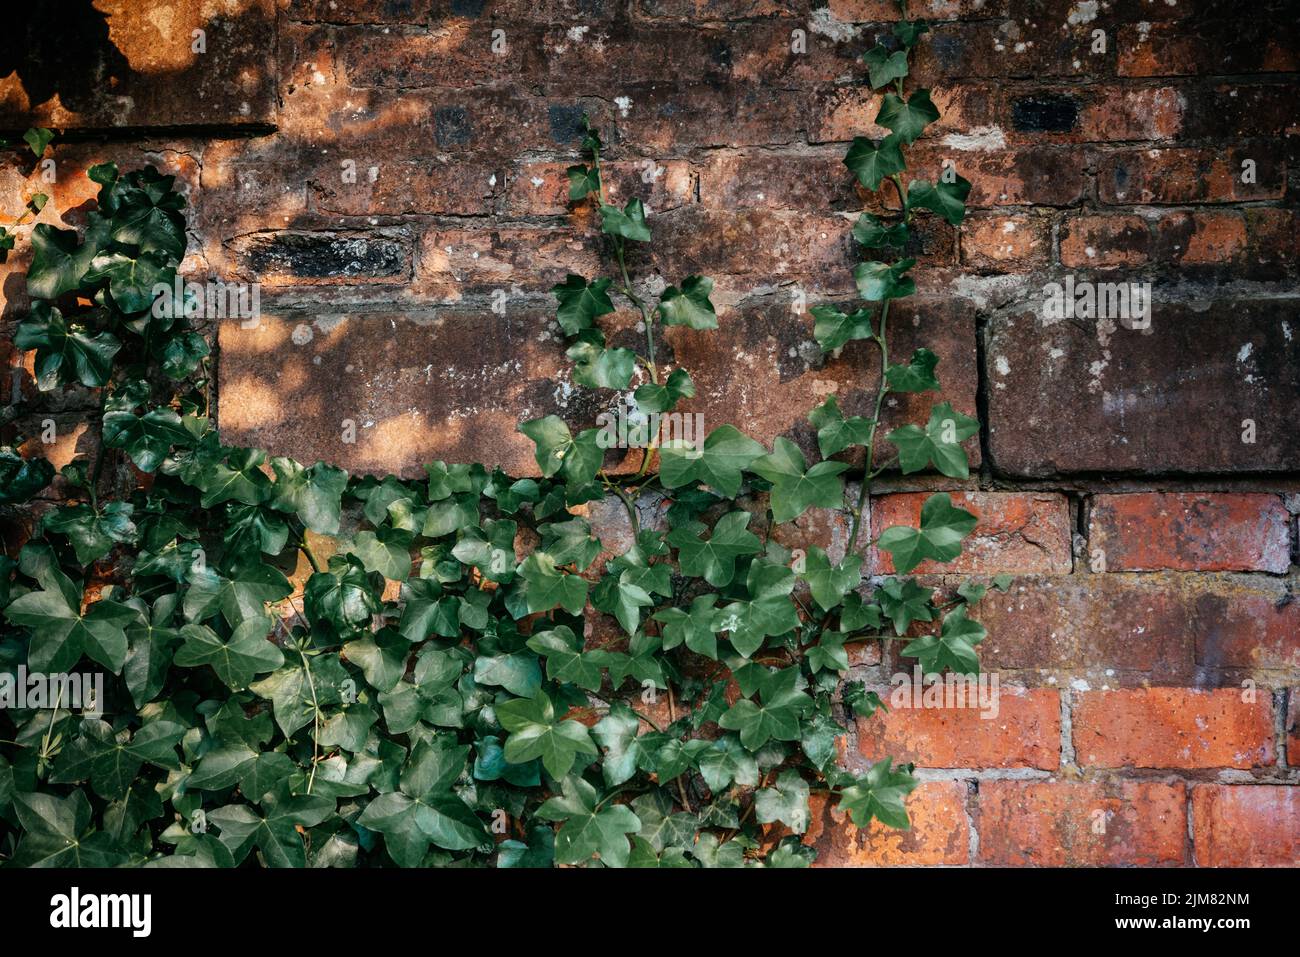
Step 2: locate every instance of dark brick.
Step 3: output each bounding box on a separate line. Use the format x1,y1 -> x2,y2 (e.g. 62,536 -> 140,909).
987,299 -> 1300,476
1011,94 -> 1079,133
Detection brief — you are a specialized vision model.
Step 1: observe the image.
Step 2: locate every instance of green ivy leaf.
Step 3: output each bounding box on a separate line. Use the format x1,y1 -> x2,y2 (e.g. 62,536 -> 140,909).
754,769 -> 811,833
875,577 -> 934,636
802,546 -> 863,612
884,348 -> 940,392
749,437 -> 848,523
838,757 -> 917,829
658,424 -> 764,498
852,212 -> 909,249
634,367 -> 695,414
717,666 -> 813,750
811,303 -> 873,352
497,691 -> 598,780
268,458 -> 348,535
24,127 -> 54,157
536,775 -> 642,868
174,618 -> 285,690
600,198 -> 651,242
4,567 -> 134,673
14,301 -> 120,389
43,501 -> 136,566
551,274 -> 614,335
907,174 -> 972,226
843,135 -> 905,190
876,89 -> 940,144
658,275 -> 718,329
863,45 -> 909,89
666,512 -> 761,588
876,492 -> 977,574
519,551 -> 589,615
567,329 -> 636,389
519,416 -> 603,487
885,401 -> 980,478
902,603 -> 986,673
654,593 -> 721,659
853,258 -> 916,301
808,394 -> 874,458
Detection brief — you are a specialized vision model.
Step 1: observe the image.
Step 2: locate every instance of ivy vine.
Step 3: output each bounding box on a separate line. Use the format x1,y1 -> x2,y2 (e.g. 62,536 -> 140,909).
0,5 -> 1009,868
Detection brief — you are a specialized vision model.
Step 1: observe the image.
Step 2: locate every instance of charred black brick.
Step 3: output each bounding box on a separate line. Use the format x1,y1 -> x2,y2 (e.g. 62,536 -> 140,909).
435,107 -> 472,147
1012,94 -> 1079,133
548,105 -> 586,144
242,233 -> 410,281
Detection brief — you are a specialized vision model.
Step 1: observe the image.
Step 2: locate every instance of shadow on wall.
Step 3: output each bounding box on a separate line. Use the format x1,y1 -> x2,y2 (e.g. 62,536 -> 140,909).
0,1 -> 135,117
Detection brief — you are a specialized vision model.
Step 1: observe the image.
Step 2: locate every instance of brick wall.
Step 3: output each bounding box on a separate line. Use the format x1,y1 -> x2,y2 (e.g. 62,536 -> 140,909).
2,0 -> 1298,866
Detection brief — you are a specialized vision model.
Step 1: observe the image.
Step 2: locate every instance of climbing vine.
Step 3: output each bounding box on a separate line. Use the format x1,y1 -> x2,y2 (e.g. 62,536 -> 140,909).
0,4 -> 1007,868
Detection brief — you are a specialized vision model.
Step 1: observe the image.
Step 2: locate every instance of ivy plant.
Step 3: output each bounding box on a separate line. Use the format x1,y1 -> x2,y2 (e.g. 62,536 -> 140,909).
0,4 -> 1010,869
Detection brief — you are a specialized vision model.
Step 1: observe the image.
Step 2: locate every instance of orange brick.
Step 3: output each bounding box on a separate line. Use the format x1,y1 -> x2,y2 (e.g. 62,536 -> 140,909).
805,782 -> 969,867
857,686 -> 1060,770
977,781 -> 1188,866
870,491 -> 1072,575
1072,689 -> 1274,770
1192,785 -> 1300,867
961,213 -> 1050,270
1059,214 -> 1150,268
1089,492 -> 1291,573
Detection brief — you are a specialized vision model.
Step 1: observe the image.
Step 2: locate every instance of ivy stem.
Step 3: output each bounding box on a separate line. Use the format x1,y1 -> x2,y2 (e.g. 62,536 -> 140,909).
298,646 -> 322,794
843,300 -> 892,558
666,684 -> 692,811
298,535 -> 324,574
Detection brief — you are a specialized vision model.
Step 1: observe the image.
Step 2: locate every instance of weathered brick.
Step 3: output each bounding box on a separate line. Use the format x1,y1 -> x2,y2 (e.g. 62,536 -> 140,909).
1099,146 -> 1286,205
1192,785 -> 1300,867
1153,210 -> 1249,267
977,574 -> 1300,683
1118,19 -> 1300,78
506,160 -> 695,217
986,300 -> 1300,476
1089,492 -> 1291,573
977,781 -> 1188,866
960,213 -> 1050,270
0,0 -> 277,129
857,686 -> 1060,769
870,492 -> 1072,575
1059,214 -> 1151,269
910,146 -> 1088,207
1076,85 -> 1185,142
804,782 -> 970,867
226,230 -> 413,286
1288,692 -> 1300,766
1073,689 -> 1275,770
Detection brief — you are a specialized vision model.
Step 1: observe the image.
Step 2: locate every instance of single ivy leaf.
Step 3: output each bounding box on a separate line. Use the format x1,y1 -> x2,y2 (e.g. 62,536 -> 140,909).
567,329 -> 636,389
717,666 -> 813,750
800,711 -> 843,771
886,401 -> 980,478
593,703 -> 644,786
666,511 -> 761,588
192,447 -> 273,509
551,273 -> 614,336
83,249 -> 174,314
754,769 -> 811,834
885,348 -> 940,393
658,275 -> 718,329
249,652 -> 349,737
808,394 -> 874,458
714,559 -> 799,658
838,757 -> 918,830
854,258 -> 916,301
600,198 -> 652,242
526,625 -> 602,691
26,224 -> 100,301
536,775 -> 642,868
519,416 -> 603,487
4,567 -> 134,673
183,558 -> 292,628
654,592 -> 720,659
810,303 -> 873,354
24,127 -> 54,157
907,174 -> 972,226
876,89 -> 940,144
473,651 -> 542,698
14,301 -> 120,389
696,734 -> 759,790
208,784 -> 334,868
497,691 -> 598,780
893,19 -> 930,48
102,407 -> 191,473
749,437 -> 848,523
658,424 -> 764,498
349,527 -> 414,581
51,718 -> 185,800
268,458 -> 348,535
876,492 -> 977,574
634,366 -> 695,414
0,447 -> 54,504
305,555 -> 382,633
863,45 -> 909,89
902,603 -> 986,674
397,578 -> 460,642
42,501 -> 136,566
806,631 -> 849,674
875,576 -> 934,636
566,164 -> 601,201
852,212 -> 910,249
519,551 -> 589,615
802,546 -> 863,612
843,135 -> 905,190
173,618 -> 285,690
12,790 -> 125,867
